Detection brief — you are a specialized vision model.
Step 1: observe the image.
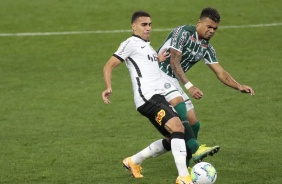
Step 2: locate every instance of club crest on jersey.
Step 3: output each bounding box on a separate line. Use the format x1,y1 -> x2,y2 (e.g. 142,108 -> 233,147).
164,82 -> 171,89
156,109 -> 165,125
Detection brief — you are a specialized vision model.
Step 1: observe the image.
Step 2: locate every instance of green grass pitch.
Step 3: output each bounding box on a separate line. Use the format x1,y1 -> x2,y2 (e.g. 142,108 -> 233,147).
0,0 -> 281,183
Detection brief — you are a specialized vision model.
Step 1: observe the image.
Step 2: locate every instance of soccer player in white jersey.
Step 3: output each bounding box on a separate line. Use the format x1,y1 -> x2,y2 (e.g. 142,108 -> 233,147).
102,11 -> 196,184
157,7 -> 255,165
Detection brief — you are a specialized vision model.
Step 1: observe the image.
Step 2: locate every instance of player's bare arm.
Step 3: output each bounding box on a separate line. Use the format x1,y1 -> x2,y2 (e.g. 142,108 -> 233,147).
170,48 -> 187,85
208,63 -> 255,96
102,56 -> 123,104
170,48 -> 204,99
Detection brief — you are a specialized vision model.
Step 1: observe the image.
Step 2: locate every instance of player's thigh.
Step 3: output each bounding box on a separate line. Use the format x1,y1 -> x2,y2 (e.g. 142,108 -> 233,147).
181,91 -> 195,111
161,72 -> 182,102
137,94 -> 180,136
187,108 -> 198,125
162,74 -> 194,111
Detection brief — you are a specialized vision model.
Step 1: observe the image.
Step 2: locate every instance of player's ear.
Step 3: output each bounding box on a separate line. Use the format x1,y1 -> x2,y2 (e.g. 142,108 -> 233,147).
131,23 -> 136,31
196,19 -> 202,28
197,19 -> 202,24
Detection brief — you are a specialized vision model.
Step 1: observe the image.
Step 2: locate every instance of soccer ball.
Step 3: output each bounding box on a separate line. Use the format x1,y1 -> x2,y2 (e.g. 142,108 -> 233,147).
191,162 -> 217,184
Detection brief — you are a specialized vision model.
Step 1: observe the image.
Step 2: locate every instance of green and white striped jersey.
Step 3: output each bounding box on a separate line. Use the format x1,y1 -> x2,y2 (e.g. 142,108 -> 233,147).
158,25 -> 218,78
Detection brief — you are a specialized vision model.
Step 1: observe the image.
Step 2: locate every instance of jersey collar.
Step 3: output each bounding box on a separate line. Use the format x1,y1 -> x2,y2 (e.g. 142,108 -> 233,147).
195,31 -> 202,43
132,34 -> 150,42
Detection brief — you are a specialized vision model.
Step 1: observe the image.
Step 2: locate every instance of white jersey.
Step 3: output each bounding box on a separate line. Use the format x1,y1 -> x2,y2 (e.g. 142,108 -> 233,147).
113,35 -> 180,108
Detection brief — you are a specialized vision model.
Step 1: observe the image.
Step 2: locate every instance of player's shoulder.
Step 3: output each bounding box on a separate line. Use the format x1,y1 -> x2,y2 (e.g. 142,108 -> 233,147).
122,35 -> 145,46
205,41 -> 215,49
120,36 -> 134,45
170,25 -> 196,38
117,36 -> 137,52
201,38 -> 213,48
203,40 -> 217,56
183,25 -> 196,32
173,25 -> 196,33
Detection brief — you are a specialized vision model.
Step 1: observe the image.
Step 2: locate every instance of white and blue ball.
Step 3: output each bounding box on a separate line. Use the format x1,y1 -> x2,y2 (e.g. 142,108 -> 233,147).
191,162 -> 217,184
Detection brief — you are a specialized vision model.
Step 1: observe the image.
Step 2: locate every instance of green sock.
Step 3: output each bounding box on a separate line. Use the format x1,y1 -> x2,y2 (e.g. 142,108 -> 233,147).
186,138 -> 199,154
174,102 -> 188,122
191,121 -> 200,139
186,139 -> 198,167
174,102 -> 198,167
186,122 -> 201,167
186,158 -> 191,167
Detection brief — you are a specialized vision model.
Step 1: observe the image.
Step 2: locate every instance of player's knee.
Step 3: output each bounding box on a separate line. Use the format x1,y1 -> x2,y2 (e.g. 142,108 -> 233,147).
165,117 -> 184,133
187,109 -> 198,124
189,118 -> 199,125
175,122 -> 185,132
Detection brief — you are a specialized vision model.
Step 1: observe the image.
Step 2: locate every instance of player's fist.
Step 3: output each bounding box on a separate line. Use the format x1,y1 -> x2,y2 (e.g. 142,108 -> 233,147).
102,88 -> 112,104
188,86 -> 203,100
238,85 -> 255,96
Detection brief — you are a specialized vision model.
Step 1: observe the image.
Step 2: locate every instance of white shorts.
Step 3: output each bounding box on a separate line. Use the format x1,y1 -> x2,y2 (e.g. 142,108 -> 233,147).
161,71 -> 194,111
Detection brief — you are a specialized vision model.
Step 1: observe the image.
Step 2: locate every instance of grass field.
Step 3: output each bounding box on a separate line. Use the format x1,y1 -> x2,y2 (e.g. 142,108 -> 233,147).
0,0 -> 281,183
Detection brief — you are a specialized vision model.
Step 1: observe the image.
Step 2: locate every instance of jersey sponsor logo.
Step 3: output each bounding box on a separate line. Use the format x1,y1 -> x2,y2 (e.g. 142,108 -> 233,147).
156,109 -> 165,125
147,54 -> 158,62
164,82 -> 171,89
201,44 -> 208,48
189,35 -> 196,42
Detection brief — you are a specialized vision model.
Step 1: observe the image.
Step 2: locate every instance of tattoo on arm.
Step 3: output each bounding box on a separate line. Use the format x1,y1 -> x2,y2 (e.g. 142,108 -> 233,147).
224,75 -> 240,89
170,51 -> 188,85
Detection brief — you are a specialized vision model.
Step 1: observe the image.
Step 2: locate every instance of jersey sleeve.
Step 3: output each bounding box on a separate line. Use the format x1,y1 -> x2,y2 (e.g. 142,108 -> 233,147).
170,26 -> 189,53
113,39 -> 133,62
203,44 -> 218,64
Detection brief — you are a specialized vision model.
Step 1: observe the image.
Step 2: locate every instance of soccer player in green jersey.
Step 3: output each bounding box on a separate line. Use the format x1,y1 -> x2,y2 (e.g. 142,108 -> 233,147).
158,7 -> 255,165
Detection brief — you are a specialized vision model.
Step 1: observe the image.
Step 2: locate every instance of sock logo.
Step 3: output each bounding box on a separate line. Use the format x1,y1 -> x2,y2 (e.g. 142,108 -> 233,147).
155,109 -> 165,125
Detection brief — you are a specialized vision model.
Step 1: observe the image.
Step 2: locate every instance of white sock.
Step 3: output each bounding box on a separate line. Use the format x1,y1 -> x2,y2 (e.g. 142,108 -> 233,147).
171,138 -> 189,177
131,139 -> 167,165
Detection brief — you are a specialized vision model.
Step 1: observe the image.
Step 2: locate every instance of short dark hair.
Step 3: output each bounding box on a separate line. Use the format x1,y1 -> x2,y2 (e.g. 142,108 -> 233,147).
200,7 -> 220,23
131,11 -> 151,23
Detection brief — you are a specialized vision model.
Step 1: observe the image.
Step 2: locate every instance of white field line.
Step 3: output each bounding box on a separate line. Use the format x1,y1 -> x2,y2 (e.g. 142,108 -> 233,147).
0,22 -> 281,37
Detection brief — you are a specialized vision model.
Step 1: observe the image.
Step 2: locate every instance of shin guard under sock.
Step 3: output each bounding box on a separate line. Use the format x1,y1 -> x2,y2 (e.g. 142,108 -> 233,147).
191,121 -> 200,139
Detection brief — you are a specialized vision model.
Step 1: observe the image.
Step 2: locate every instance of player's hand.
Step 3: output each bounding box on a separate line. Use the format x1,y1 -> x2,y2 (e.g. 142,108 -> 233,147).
157,48 -> 169,62
188,86 -> 204,100
238,85 -> 255,96
102,88 -> 112,104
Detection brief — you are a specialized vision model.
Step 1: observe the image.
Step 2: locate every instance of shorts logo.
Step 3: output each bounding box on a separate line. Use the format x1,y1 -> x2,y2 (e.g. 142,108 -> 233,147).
164,82 -> 171,89
156,109 -> 165,125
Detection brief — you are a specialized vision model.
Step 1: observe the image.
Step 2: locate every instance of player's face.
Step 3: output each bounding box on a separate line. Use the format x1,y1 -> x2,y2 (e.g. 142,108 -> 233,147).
196,17 -> 219,40
131,16 -> 152,41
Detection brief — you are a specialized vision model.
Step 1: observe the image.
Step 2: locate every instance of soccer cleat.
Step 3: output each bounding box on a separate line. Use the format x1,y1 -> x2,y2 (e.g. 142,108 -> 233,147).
176,175 -> 193,184
122,157 -> 143,178
192,144 -> 220,163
